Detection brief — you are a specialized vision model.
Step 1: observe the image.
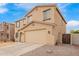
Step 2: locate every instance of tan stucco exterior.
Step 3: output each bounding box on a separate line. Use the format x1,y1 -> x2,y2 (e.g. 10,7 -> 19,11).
15,4 -> 66,45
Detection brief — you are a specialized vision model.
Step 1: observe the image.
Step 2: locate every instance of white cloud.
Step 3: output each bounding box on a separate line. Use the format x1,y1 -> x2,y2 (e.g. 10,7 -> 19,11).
0,8 -> 8,14
15,3 -> 27,7
67,20 -> 79,27
14,3 -> 36,9
0,3 -> 7,7
14,3 -> 54,9
57,3 -> 71,9
61,4 -> 71,8
0,3 -> 8,14
57,3 -> 71,13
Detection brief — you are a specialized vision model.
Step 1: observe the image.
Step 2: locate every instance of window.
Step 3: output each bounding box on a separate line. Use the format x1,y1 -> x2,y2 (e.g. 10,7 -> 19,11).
16,22 -> 20,28
22,18 -> 26,26
27,15 -> 32,23
43,9 -> 52,21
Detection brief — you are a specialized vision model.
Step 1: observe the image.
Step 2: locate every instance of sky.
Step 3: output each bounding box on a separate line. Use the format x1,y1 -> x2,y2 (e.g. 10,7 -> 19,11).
0,3 -> 79,33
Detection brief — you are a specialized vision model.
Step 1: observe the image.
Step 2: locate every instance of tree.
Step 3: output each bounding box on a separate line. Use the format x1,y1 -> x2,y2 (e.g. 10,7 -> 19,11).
70,30 -> 79,34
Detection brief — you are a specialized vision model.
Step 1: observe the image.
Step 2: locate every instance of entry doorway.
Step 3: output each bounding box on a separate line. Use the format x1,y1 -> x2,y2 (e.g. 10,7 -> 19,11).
20,32 -> 25,42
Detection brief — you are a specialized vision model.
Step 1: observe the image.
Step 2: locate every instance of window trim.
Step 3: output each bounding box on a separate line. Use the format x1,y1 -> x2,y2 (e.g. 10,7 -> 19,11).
43,9 -> 51,12
43,18 -> 51,21
43,9 -> 51,21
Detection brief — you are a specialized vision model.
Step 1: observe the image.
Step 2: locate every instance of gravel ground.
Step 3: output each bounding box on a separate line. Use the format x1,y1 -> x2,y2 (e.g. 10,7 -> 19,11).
21,44 -> 79,56
0,41 -> 15,47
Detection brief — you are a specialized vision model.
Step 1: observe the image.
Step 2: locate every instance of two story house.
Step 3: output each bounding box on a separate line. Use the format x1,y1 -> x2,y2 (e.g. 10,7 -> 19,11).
0,22 -> 15,42
15,4 -> 67,45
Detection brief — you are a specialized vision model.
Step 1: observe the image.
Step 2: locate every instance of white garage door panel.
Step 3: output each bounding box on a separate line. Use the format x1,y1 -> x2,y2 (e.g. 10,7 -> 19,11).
25,30 -> 48,44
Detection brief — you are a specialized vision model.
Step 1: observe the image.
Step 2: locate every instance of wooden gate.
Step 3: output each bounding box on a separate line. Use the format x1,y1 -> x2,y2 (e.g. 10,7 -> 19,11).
62,34 -> 71,44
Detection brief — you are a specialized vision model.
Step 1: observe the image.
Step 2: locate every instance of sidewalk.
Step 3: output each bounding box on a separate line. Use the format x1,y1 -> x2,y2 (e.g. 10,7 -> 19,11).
0,42 -> 45,56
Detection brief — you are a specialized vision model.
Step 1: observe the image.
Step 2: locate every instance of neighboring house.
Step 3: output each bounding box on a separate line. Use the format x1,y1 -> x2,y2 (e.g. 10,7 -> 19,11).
0,22 -> 15,41
15,4 -> 67,45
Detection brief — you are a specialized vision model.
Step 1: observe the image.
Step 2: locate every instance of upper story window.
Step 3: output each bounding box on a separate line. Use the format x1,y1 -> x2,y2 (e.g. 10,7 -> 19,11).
16,21 -> 20,28
27,15 -> 32,23
43,9 -> 52,21
23,20 -> 26,26
22,17 -> 26,25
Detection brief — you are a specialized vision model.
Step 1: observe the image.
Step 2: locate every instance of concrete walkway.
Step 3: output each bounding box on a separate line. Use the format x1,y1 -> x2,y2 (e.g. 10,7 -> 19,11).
0,42 -> 45,56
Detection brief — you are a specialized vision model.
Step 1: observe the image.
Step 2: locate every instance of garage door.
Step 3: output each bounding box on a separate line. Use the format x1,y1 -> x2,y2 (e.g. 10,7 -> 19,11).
72,34 -> 79,45
24,29 -> 48,44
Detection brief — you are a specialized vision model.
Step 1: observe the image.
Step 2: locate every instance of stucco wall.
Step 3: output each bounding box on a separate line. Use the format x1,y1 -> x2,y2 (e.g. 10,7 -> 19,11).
54,7 -> 66,44
27,7 -> 55,23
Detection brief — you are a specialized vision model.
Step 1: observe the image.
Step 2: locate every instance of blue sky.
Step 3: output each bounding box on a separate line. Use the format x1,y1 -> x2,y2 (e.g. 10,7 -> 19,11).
0,3 -> 79,33
57,3 -> 79,33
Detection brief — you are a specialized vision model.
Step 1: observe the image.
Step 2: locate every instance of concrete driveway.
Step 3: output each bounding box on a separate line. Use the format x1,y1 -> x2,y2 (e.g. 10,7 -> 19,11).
21,44 -> 79,56
0,42 -> 79,56
0,42 -> 45,56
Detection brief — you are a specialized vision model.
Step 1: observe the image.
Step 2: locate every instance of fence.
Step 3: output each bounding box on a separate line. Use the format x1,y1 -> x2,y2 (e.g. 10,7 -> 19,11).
62,34 -> 79,45
71,34 -> 79,45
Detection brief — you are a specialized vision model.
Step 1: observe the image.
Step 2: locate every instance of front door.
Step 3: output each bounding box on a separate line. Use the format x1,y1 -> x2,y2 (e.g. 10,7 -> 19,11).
20,32 -> 24,42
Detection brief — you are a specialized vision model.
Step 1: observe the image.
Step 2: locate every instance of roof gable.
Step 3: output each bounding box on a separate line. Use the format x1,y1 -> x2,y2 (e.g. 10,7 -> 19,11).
55,7 -> 67,24
24,4 -> 56,17
16,4 -> 67,24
